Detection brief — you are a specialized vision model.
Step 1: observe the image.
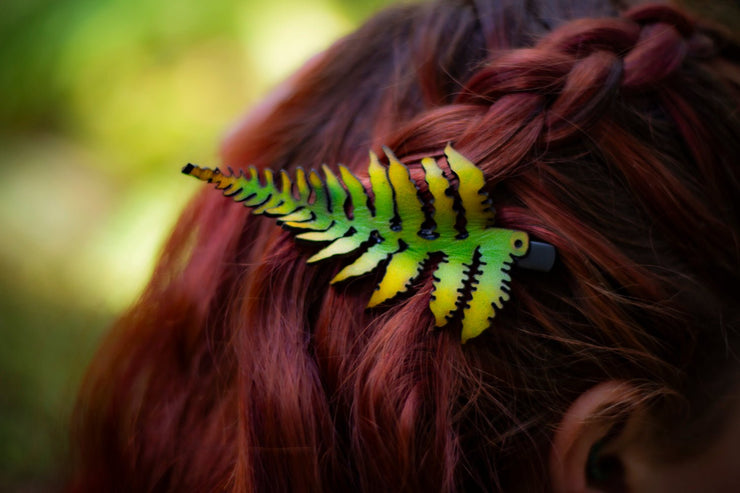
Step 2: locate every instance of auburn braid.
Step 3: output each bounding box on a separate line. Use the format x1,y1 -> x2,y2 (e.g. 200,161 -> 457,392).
386,3 -> 738,361
457,5 -> 715,144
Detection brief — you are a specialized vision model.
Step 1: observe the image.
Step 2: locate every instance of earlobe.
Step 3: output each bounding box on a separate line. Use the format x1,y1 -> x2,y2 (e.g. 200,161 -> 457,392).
549,381 -> 638,493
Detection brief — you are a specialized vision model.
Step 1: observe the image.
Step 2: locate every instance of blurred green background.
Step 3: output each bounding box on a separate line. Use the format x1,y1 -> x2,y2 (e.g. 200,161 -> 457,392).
0,0 -> 394,490
0,0 -> 736,490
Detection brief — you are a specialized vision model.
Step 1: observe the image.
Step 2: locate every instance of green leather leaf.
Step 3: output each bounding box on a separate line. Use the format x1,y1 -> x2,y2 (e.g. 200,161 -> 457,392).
183,146 -> 531,342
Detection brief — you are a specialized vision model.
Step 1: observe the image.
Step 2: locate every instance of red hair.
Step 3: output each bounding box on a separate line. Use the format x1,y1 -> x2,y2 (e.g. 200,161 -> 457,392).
70,2 -> 740,491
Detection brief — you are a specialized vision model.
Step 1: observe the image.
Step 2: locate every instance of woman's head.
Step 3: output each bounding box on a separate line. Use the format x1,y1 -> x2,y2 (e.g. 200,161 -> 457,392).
71,1 -> 740,491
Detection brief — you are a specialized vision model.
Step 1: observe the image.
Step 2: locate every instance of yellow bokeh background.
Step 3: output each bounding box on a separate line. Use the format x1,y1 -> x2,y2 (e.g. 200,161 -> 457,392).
0,0 -> 393,488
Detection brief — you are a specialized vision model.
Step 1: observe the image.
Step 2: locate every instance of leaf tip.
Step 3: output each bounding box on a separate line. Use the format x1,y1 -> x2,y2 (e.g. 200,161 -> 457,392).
182,163 -> 219,182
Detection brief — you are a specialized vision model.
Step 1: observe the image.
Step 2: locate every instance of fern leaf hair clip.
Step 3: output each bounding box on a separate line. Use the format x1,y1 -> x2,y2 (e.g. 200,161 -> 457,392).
183,145 -> 555,342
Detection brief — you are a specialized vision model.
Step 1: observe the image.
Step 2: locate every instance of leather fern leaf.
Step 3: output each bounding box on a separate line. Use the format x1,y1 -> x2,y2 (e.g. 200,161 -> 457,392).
183,145 -> 531,342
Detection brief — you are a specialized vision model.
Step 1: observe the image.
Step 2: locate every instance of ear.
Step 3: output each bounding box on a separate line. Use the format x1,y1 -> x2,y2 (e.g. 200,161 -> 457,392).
549,381 -> 638,493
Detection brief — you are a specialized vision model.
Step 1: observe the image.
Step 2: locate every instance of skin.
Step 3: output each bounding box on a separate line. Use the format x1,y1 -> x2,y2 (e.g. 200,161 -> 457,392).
550,380 -> 740,492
